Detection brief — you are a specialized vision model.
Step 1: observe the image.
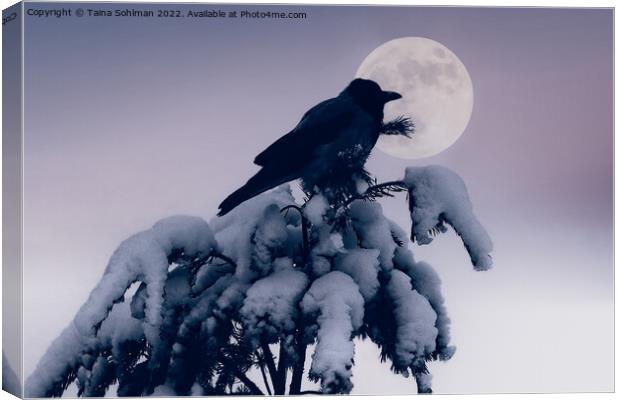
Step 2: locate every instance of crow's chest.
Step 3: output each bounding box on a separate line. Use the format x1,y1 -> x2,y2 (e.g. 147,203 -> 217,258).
319,115 -> 379,166
301,117 -> 376,192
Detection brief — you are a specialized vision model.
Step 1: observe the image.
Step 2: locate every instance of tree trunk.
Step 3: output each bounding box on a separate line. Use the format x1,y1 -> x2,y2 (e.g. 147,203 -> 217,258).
274,344 -> 288,395
288,328 -> 307,395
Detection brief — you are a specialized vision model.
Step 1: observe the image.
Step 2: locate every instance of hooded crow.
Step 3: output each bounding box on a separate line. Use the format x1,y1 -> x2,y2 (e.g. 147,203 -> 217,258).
217,78 -> 402,216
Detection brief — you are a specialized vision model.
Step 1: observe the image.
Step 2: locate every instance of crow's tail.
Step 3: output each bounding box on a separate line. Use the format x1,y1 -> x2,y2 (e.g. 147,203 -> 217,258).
217,168 -> 297,216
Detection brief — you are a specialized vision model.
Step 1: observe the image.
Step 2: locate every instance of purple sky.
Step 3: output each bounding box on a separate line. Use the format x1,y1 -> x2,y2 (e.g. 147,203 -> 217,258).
20,4 -> 612,394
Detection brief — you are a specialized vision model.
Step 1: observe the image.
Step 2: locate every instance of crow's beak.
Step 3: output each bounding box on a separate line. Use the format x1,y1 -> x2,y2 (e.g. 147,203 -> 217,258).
382,91 -> 402,103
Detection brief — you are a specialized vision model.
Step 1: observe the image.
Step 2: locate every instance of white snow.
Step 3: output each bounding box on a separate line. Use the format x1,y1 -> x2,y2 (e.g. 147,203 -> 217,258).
252,204 -> 289,276
152,384 -> 176,396
27,166 -> 491,396
209,186 -> 297,282
405,165 -> 493,270
152,215 -> 217,257
394,246 -> 455,360
415,371 -> 433,393
301,271 -> 364,394
26,216 -> 216,397
272,256 -> 294,272
303,194 -> 329,226
191,262 -> 234,296
240,269 -> 309,344
176,274 -> 233,340
387,269 -> 438,371
334,249 -> 381,301
349,201 -> 397,270
214,279 -> 250,318
190,382 -> 204,396
311,256 -> 332,277
97,302 -> 144,357
310,226 -> 344,276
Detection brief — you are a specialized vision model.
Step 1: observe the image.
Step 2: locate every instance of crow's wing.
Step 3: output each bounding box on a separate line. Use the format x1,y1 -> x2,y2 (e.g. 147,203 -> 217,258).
254,97 -> 355,167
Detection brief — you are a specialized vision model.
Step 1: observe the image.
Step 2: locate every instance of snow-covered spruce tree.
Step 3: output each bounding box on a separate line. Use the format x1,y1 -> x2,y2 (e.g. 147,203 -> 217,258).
26,165 -> 492,397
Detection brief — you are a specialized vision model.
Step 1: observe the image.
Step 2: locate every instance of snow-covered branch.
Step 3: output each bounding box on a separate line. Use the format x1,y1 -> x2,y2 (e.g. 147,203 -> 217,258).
26,216 -> 217,397
301,272 -> 364,394
405,165 -> 493,270
28,166 -> 493,396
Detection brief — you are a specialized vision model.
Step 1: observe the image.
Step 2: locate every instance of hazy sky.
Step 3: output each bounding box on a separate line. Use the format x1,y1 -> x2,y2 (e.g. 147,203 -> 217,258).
20,4 -> 612,394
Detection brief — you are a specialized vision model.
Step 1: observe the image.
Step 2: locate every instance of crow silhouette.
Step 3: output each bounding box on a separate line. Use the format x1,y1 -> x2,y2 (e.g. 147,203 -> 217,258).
217,78 -> 403,216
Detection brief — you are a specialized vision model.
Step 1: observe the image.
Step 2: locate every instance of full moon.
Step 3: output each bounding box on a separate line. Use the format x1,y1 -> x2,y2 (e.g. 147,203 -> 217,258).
356,37 -> 474,159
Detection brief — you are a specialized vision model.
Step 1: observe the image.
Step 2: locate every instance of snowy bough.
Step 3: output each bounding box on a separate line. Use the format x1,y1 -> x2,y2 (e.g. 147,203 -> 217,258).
27,165 -> 492,397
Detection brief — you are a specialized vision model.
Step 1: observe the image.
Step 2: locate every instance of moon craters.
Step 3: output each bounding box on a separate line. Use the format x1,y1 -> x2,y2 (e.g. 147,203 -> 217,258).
356,37 -> 474,159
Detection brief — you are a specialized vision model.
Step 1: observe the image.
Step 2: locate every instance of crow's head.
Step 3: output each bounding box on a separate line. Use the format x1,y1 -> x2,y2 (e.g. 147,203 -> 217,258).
344,78 -> 402,118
